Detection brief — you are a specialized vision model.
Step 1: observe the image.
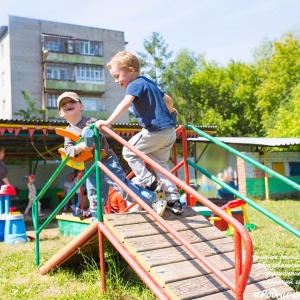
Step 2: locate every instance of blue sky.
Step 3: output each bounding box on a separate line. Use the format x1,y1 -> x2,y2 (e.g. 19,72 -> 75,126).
1,0 -> 299,65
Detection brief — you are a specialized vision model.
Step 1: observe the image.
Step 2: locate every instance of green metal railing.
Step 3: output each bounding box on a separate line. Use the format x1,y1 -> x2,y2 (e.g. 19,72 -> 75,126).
32,124 -> 102,266
185,124 -> 300,238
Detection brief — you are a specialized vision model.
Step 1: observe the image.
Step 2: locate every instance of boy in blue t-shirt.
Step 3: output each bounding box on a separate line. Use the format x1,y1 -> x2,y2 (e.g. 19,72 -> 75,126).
57,91 -> 166,218
95,51 -> 182,215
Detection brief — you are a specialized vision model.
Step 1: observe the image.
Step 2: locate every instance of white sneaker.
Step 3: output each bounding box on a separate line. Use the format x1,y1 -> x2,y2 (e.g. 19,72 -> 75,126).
152,199 -> 167,216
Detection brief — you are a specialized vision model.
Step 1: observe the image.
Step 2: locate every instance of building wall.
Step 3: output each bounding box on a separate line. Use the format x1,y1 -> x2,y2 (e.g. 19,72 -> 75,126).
9,16 -> 44,117
244,151 -> 300,178
242,151 -> 300,199
0,28 -> 12,119
194,142 -> 300,200
1,16 -> 128,122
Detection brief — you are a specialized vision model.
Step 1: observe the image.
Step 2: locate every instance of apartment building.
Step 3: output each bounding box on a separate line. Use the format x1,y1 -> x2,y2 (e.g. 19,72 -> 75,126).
0,15 -> 128,122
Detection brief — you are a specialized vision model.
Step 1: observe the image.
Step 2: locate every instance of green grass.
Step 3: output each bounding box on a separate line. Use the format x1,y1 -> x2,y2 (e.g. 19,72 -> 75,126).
247,199 -> 300,292
0,226 -> 155,300
0,200 -> 299,299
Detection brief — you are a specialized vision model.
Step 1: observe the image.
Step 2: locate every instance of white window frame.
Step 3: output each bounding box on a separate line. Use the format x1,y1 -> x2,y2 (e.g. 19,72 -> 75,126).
79,40 -> 103,56
75,65 -> 104,84
46,94 -> 57,108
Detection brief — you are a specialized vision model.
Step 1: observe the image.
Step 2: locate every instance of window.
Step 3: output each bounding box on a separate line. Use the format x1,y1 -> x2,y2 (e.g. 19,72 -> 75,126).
60,70 -> 65,80
81,97 -> 97,111
46,94 -> 105,111
42,35 -> 103,56
46,63 -> 75,81
76,65 -> 104,84
289,162 -> 300,176
272,162 -> 285,176
79,40 -> 103,56
44,36 -> 66,52
67,40 -> 74,53
81,97 -> 103,111
46,94 -> 57,108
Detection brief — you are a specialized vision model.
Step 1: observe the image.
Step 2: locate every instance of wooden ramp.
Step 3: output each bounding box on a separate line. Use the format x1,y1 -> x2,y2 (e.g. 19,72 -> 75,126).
103,207 -> 295,300
40,207 -> 295,299
39,221 -> 99,273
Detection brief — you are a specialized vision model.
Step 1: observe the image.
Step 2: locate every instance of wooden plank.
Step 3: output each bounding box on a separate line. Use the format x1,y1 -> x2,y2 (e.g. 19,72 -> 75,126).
103,205 -> 198,227
151,254 -> 262,288
112,223 -> 225,244
104,211 -> 155,226
134,237 -> 234,269
165,263 -> 273,300
110,216 -> 211,239
150,251 -> 235,286
122,226 -> 226,251
198,278 -> 295,300
150,251 -> 237,286
39,222 -> 99,274
113,218 -> 213,239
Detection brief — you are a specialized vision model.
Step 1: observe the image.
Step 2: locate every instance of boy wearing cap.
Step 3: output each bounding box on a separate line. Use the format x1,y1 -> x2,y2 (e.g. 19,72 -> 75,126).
57,91 -> 167,218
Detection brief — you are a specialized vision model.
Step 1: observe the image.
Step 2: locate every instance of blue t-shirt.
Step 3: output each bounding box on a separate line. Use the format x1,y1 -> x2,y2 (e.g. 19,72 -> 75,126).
126,76 -> 176,132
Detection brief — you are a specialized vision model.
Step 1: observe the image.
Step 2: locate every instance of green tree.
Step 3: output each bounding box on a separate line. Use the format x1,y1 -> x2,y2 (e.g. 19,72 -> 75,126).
137,32 -> 173,88
267,86 -> 300,137
15,90 -> 46,120
163,49 -> 202,124
189,60 -> 261,136
254,33 -> 300,137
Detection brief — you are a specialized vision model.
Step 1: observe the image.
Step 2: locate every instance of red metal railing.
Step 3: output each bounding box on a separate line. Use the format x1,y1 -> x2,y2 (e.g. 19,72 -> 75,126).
97,125 -> 253,300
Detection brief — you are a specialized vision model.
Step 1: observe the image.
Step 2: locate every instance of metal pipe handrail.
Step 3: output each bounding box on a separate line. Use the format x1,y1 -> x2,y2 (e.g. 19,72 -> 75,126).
185,125 -> 300,238
99,125 -> 253,299
97,161 -> 245,294
186,125 -> 300,192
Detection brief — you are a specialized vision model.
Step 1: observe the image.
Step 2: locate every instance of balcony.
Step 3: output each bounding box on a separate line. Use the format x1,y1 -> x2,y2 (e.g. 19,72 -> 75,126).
45,80 -> 105,93
45,52 -> 104,65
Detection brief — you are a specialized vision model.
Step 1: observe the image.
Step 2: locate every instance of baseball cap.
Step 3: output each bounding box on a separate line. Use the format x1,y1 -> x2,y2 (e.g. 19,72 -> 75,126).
57,92 -> 81,109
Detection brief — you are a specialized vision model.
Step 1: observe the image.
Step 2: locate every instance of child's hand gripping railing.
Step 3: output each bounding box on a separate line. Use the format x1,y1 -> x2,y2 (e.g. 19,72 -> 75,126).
98,124 -> 253,300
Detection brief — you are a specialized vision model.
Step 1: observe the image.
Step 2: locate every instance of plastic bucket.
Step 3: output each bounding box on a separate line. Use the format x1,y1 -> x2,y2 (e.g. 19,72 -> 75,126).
4,214 -> 28,244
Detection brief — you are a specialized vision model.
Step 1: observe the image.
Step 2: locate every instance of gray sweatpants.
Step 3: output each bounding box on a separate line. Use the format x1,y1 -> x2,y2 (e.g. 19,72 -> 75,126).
122,127 -> 180,202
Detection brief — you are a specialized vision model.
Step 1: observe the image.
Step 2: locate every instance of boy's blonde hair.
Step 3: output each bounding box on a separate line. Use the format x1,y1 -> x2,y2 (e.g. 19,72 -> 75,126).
107,51 -> 140,72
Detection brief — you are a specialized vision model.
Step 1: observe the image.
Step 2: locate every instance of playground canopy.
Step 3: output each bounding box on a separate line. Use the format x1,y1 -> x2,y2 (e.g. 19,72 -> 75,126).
0,118 -> 216,163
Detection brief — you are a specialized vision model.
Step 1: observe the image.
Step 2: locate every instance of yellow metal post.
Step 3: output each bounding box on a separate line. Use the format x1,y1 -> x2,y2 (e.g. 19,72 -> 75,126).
263,147 -> 270,200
